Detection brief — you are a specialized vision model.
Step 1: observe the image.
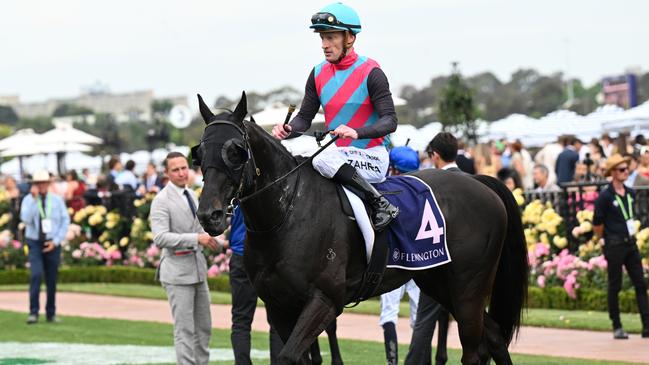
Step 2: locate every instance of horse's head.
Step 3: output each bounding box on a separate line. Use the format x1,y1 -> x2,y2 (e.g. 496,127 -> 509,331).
193,92 -> 250,236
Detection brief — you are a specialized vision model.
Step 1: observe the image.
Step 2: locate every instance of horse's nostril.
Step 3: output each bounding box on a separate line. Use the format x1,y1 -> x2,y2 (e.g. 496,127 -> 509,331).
211,210 -> 222,220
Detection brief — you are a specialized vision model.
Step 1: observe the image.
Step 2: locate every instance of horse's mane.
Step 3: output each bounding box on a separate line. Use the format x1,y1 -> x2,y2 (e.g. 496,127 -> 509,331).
243,119 -> 297,163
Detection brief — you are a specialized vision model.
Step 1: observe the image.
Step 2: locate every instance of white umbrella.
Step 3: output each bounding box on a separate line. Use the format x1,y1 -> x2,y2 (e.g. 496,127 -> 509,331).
40,124 -> 103,145
252,103 -> 325,127
1,142 -> 92,158
393,96 -> 407,107
0,129 -> 40,150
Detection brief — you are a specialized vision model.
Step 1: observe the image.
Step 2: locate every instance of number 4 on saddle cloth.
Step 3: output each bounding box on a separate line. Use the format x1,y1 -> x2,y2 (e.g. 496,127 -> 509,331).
338,175 -> 452,270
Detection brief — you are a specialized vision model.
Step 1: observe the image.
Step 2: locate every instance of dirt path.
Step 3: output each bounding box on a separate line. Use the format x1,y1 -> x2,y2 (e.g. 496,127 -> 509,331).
1,291 -> 647,363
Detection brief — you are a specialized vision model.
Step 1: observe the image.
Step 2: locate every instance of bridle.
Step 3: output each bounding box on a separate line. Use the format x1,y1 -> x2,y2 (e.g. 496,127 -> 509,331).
192,118 -> 260,216
193,117 -> 339,230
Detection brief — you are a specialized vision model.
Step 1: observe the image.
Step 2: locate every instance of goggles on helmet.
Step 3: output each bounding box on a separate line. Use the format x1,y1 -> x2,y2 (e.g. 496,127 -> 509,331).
311,12 -> 360,32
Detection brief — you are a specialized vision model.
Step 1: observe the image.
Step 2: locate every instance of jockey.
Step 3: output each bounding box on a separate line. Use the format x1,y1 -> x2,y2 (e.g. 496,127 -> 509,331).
272,2 -> 399,230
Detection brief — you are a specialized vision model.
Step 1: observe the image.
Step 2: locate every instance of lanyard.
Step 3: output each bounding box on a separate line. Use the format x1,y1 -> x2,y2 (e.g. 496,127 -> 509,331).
37,195 -> 52,219
614,194 -> 634,221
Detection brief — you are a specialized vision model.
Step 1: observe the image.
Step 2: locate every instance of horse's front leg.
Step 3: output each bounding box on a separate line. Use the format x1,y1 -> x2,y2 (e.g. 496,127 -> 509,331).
277,289 -> 337,365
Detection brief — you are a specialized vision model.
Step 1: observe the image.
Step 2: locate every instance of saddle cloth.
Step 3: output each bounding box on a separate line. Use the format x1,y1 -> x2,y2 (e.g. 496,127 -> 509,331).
341,175 -> 452,270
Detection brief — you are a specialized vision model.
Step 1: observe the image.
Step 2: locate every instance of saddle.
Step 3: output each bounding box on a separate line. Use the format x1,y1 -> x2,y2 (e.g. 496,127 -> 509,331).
336,184 -> 390,304
335,175 -> 452,304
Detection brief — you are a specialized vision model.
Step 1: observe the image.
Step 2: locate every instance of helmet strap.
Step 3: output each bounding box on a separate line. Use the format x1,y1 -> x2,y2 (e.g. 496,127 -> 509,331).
334,31 -> 355,64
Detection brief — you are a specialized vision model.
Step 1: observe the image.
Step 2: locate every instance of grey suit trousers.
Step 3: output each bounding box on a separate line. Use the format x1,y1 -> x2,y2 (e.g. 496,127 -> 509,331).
164,281 -> 212,365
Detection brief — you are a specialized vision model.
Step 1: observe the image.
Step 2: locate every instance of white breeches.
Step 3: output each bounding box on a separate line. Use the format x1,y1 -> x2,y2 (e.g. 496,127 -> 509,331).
312,145 -> 389,183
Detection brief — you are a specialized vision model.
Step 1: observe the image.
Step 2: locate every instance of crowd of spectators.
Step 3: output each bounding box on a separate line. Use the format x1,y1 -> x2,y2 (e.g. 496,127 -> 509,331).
1,156 -> 205,241
417,132 -> 649,192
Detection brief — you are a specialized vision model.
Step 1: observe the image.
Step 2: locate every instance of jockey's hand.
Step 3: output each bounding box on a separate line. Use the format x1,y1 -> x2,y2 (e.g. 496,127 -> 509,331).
331,125 -> 358,140
272,123 -> 292,140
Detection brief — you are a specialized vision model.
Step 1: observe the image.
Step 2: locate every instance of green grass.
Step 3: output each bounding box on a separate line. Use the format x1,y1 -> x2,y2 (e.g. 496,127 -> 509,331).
0,310 -> 636,365
522,308 -> 643,333
1,283 -> 644,333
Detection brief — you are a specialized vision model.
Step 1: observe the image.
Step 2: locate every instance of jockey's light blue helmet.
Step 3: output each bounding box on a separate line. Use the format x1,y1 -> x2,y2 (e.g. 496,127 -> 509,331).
389,146 -> 420,173
310,2 -> 362,34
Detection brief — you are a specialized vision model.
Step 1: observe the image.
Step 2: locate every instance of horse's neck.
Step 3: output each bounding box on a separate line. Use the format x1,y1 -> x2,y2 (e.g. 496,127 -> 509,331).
246,123 -> 296,185
240,124 -> 299,232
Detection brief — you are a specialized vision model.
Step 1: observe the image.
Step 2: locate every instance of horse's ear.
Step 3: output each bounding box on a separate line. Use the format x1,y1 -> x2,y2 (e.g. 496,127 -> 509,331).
232,91 -> 247,123
197,94 -> 214,124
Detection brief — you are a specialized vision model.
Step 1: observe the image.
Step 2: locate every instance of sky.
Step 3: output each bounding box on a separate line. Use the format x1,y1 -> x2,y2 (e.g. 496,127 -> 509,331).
2,0 -> 648,107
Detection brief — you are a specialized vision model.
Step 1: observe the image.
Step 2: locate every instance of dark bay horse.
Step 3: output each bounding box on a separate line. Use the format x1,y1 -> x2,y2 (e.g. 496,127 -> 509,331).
194,92 -> 528,365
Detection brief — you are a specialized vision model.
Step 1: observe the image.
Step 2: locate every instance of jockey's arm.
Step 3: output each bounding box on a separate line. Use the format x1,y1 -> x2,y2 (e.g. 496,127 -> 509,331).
355,68 -> 398,139
283,69 -> 319,139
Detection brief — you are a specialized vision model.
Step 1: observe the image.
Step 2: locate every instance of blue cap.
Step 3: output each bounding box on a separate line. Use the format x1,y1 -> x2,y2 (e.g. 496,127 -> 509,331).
389,146 -> 420,173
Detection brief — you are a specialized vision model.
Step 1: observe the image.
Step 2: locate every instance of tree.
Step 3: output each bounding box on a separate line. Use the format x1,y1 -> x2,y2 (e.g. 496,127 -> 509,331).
0,105 -> 18,125
52,103 -> 93,117
151,100 -> 174,116
437,63 -> 478,143
0,124 -> 12,139
15,116 -> 54,133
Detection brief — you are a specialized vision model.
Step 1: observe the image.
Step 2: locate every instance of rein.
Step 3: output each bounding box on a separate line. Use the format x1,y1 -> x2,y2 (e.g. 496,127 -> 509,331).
200,118 -> 339,232
239,135 -> 338,203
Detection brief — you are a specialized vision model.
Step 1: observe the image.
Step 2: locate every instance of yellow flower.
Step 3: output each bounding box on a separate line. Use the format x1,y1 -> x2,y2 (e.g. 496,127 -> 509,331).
579,221 -> 592,233
102,241 -> 110,249
0,213 -> 11,227
144,231 -> 154,241
540,233 -> 549,244
73,211 -> 86,223
88,213 -> 104,227
85,205 -> 96,215
106,220 -> 116,229
24,245 -> 29,255
134,199 -> 144,208
553,235 -> 568,249
96,206 -> 107,215
99,232 -> 109,242
107,212 -> 121,223
514,194 -> 525,206
67,207 -> 74,216
119,237 -> 129,247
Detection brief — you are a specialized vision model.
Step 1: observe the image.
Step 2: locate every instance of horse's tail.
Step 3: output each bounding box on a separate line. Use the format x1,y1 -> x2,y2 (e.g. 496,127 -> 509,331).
473,174 -> 528,345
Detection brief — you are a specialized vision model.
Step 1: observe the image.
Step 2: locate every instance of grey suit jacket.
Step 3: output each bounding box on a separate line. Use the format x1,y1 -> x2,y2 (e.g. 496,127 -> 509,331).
150,184 -> 208,285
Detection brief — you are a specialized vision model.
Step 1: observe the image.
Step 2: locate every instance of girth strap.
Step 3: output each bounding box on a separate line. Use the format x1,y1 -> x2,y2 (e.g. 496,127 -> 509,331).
346,229 -> 389,307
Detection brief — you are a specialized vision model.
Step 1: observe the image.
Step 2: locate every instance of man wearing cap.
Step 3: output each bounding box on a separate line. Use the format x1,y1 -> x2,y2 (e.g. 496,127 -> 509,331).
150,152 -> 218,364
20,170 -> 70,324
272,2 -> 399,232
593,153 -> 649,339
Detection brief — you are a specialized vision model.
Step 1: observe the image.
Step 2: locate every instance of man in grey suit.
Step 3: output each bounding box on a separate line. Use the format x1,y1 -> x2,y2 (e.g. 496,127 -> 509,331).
150,151 -> 218,365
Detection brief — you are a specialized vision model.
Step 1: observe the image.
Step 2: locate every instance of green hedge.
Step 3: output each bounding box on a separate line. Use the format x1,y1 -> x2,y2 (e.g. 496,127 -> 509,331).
0,266 -> 230,292
528,286 -> 643,313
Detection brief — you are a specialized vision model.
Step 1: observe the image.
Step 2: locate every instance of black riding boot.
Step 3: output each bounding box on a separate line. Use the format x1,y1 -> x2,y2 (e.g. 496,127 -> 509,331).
333,164 -> 399,231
